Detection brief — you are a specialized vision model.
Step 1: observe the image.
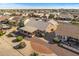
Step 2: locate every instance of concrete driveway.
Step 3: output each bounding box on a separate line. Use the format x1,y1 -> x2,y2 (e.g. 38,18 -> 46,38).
0,38 -> 22,56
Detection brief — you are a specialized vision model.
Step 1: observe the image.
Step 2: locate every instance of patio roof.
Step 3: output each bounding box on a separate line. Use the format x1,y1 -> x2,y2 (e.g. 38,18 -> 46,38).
20,26 -> 38,33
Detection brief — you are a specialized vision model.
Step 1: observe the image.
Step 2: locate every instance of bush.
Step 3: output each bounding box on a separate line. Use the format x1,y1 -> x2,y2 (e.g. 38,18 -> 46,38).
53,37 -> 60,43
30,52 -> 38,56
9,22 -> 17,26
16,36 -> 23,42
0,30 -> 5,36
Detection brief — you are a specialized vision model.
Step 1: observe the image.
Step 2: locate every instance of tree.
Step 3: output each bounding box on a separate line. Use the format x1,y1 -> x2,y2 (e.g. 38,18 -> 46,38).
48,14 -> 54,19
10,13 -> 16,16
18,19 -> 24,27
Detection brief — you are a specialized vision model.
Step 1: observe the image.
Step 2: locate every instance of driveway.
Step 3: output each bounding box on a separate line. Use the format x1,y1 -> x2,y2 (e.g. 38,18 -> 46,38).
0,38 -> 22,56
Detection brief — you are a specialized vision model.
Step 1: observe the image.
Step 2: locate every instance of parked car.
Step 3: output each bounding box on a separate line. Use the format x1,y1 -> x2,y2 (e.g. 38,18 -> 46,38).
0,24 -> 11,29
13,42 -> 26,49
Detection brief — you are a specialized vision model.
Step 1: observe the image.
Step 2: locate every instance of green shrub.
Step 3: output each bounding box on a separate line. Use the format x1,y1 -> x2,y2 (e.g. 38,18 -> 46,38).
0,30 -> 5,36
53,37 -> 60,43
16,36 -> 23,42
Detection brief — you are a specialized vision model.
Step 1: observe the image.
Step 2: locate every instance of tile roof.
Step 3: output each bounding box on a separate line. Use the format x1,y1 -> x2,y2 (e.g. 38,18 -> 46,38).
25,18 -> 49,31
0,16 -> 9,21
20,26 -> 38,33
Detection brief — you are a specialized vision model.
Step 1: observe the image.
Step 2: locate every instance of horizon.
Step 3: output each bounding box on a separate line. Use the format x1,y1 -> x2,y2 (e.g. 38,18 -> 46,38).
0,3 -> 79,9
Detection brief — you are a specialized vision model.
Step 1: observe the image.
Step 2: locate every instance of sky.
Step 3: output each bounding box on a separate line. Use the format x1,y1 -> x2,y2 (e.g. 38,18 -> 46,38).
0,3 -> 79,9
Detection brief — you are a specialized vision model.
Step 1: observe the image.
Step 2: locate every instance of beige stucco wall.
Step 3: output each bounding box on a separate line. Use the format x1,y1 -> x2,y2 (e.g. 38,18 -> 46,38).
46,24 -> 58,32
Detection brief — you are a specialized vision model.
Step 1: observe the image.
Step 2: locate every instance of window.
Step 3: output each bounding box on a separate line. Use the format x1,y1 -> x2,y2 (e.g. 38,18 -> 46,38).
51,29 -> 53,31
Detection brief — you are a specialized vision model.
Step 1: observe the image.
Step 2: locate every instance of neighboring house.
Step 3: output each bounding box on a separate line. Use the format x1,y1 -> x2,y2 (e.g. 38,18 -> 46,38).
19,18 -> 58,38
51,12 -> 60,19
4,12 -> 12,16
56,12 -> 74,21
0,16 -> 9,22
0,13 -> 3,16
8,16 -> 22,26
74,16 -> 79,21
41,15 -> 47,20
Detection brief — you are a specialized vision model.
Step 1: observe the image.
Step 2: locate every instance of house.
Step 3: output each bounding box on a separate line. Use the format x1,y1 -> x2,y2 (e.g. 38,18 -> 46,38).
0,13 -> 3,16
41,13 -> 48,20
4,12 -> 12,16
8,16 -> 22,26
0,16 -> 9,22
19,18 -> 58,37
56,12 -> 74,21
51,12 -> 59,19
74,16 -> 79,21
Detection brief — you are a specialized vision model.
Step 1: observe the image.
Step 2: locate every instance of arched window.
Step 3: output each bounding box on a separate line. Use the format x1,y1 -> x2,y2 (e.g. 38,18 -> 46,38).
51,29 -> 54,31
